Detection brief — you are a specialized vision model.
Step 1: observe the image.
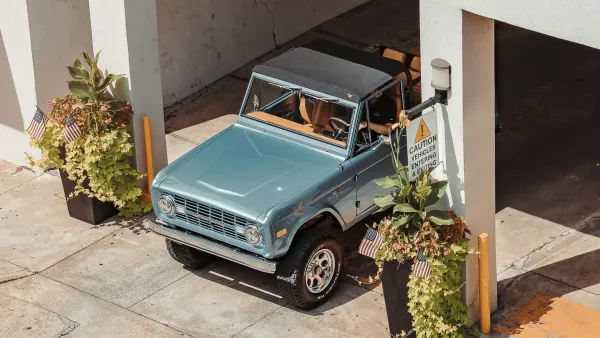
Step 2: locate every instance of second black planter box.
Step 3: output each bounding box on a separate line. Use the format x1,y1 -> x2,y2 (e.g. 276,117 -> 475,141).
381,260 -> 415,337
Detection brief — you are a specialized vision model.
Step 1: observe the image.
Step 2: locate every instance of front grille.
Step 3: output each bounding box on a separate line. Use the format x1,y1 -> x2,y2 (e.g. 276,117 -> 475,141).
172,194 -> 251,242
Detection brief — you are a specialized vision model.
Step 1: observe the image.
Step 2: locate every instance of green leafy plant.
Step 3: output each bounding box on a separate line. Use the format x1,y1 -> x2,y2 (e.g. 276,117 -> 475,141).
358,118 -> 472,337
26,52 -> 151,217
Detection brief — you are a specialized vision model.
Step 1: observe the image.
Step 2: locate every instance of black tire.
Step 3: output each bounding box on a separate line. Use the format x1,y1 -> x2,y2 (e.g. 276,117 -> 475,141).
276,226 -> 344,310
166,239 -> 214,269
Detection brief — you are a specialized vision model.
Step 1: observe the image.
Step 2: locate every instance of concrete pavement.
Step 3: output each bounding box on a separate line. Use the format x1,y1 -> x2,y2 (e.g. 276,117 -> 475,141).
3,0 -> 600,336
3,120 -> 600,337
0,155 -> 389,338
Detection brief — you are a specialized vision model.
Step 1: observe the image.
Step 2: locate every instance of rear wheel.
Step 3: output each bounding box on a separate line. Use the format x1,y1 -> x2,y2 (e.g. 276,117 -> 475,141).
166,239 -> 214,269
276,227 -> 344,309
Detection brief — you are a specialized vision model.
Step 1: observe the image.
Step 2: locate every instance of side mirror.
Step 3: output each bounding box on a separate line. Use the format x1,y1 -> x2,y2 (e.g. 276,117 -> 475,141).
372,135 -> 390,150
379,134 -> 391,145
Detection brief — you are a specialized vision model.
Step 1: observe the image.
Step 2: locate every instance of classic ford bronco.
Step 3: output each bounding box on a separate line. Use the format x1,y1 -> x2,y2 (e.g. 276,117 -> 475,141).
146,40 -> 420,309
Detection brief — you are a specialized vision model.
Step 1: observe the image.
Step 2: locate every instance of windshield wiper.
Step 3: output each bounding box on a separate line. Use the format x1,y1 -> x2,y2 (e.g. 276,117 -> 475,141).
317,97 -> 339,102
304,93 -> 339,102
268,82 -> 301,91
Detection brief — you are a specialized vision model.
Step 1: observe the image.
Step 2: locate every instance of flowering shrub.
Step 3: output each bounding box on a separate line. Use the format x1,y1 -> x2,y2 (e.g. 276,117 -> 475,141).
26,52 -> 151,217
357,115 -> 472,337
47,94 -> 129,133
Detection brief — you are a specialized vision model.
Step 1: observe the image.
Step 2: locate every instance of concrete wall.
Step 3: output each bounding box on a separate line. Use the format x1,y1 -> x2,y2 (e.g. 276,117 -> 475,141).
28,0 -> 93,111
420,2 -> 497,321
89,0 -> 167,181
456,0 -> 600,50
0,0 -> 366,165
0,0 -> 92,166
0,1 -> 38,165
156,0 -> 367,106
419,0 -> 600,322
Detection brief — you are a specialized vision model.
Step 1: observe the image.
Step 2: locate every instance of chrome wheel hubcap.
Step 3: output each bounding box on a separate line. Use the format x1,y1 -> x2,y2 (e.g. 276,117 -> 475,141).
304,248 -> 336,294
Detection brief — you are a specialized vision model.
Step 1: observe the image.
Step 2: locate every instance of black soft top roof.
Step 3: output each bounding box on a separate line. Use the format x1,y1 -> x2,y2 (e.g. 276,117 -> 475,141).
252,40 -> 407,103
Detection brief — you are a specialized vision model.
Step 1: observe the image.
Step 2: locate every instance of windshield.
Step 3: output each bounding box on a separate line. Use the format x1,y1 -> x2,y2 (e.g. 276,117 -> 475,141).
241,77 -> 355,148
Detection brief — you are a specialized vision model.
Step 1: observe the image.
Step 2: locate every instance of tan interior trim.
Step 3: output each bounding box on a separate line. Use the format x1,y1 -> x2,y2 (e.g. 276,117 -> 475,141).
247,111 -> 346,147
383,48 -> 408,63
410,69 -> 421,80
410,56 -> 421,72
299,97 -> 312,124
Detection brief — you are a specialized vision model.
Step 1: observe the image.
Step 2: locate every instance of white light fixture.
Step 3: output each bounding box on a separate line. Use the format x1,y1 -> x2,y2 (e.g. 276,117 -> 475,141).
405,58 -> 452,118
431,58 -> 451,91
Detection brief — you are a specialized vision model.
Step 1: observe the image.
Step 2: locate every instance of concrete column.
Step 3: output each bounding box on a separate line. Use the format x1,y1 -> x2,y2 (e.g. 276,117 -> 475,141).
88,0 -> 167,181
0,0 -> 38,165
27,0 -> 93,111
420,1 -> 497,321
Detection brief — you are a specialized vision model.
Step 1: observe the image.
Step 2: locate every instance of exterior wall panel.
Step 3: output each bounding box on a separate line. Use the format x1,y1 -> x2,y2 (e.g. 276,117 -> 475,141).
156,0 -> 367,106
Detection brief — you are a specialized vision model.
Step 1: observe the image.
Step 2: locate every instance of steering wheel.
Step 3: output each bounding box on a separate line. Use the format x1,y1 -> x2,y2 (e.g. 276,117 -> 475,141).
329,117 -> 350,140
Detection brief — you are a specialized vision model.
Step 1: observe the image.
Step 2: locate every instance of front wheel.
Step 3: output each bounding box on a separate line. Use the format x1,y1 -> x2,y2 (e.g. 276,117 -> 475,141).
276,227 -> 344,309
166,239 -> 214,269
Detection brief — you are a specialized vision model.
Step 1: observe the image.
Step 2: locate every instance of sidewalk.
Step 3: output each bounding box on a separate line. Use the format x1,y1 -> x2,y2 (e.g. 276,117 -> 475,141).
3,0 -> 600,336
4,121 -> 600,338
0,157 -> 389,338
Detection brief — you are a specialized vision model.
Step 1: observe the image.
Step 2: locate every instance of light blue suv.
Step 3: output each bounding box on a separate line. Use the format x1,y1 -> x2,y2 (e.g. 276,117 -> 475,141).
147,40 -> 415,309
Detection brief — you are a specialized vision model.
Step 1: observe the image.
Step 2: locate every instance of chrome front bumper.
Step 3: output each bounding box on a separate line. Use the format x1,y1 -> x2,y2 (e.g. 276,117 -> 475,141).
144,219 -> 277,274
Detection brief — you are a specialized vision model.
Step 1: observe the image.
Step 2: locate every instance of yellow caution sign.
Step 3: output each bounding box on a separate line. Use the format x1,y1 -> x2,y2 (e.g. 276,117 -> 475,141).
414,119 -> 432,143
407,111 -> 439,180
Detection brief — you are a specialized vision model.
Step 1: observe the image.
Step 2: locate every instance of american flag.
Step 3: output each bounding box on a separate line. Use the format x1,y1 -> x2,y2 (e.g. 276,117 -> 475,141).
413,250 -> 432,278
358,227 -> 383,259
25,107 -> 49,140
63,114 -> 82,143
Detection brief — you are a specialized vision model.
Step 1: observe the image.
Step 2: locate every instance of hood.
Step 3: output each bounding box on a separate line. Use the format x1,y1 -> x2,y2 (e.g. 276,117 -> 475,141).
158,123 -> 343,221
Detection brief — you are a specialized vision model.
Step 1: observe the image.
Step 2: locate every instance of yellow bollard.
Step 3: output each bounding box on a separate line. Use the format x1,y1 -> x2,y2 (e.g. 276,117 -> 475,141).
478,233 -> 491,334
140,116 -> 154,203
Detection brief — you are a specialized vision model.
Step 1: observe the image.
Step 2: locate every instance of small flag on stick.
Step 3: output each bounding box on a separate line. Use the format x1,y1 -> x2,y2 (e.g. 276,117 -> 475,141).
413,250 -> 432,279
63,114 -> 82,143
358,227 -> 383,259
25,107 -> 49,140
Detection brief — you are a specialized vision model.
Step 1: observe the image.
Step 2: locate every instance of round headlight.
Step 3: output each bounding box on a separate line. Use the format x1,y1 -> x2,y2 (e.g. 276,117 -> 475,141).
244,225 -> 263,246
158,195 -> 176,217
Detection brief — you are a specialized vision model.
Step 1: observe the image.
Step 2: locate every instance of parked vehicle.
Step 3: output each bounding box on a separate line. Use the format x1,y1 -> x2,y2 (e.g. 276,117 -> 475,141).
146,40 -> 419,309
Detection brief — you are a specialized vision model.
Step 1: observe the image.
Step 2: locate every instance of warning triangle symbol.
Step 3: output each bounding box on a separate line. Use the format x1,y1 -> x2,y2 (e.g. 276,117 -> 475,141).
414,119 -> 432,143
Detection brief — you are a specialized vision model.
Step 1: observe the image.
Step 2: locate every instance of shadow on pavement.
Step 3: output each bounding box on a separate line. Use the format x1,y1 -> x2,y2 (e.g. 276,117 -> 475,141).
493,246 -> 600,334
184,211 -> 390,315
495,22 -> 600,235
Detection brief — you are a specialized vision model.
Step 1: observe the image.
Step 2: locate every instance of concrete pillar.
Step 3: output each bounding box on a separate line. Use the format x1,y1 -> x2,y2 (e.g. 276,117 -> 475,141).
88,0 -> 167,181
0,0 -> 38,165
420,1 -> 497,321
27,0 -> 93,111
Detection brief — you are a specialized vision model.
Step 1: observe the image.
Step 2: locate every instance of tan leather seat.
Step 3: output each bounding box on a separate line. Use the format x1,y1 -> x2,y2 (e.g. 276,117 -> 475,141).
386,80 -> 404,120
383,48 -> 408,64
299,97 -> 335,133
410,56 -> 422,104
310,100 -> 335,134
299,97 -> 313,125
382,48 -> 409,114
410,56 -> 421,79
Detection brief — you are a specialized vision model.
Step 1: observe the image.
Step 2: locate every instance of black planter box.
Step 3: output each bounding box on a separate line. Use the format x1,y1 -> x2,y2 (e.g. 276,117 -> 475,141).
59,170 -> 117,225
381,260 -> 415,337
57,146 -> 117,225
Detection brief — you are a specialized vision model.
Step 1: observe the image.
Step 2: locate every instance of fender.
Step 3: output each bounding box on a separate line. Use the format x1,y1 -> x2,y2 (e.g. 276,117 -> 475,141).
267,202 -> 350,259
